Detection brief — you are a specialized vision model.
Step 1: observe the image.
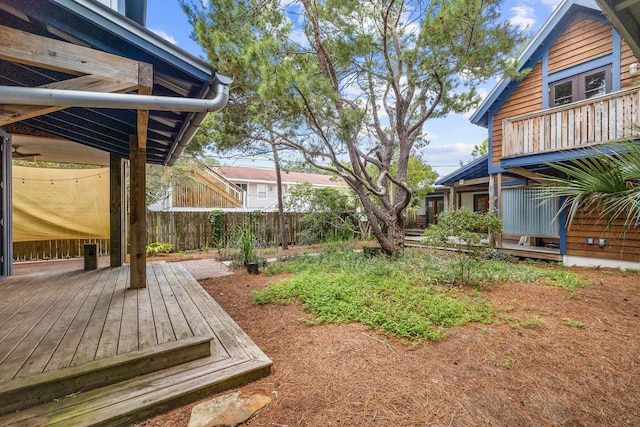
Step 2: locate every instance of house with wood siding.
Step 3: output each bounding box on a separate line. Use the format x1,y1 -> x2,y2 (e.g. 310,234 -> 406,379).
461,0 -> 640,267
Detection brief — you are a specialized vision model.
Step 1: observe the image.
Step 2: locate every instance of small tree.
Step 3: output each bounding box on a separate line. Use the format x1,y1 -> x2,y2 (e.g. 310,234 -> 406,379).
422,208 -> 502,285
286,184 -> 360,244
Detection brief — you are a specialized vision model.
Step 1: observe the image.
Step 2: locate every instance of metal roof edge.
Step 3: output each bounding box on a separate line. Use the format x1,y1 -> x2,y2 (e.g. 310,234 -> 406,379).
435,154 -> 488,186
470,0 -> 600,126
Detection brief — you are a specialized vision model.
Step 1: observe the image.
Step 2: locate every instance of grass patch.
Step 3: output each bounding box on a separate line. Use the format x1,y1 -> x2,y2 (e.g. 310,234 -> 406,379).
256,249 -> 587,341
563,318 -> 585,328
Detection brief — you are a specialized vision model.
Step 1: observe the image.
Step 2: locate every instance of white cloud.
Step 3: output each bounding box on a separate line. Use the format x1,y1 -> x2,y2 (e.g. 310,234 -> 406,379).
509,5 -> 535,30
289,28 -> 309,47
150,28 -> 178,45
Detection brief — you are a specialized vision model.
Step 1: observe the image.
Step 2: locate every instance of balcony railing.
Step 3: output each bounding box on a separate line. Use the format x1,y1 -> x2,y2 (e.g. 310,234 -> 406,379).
502,86 -> 640,158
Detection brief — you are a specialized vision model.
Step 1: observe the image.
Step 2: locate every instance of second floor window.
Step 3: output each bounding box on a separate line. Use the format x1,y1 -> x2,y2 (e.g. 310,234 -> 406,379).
550,66 -> 611,107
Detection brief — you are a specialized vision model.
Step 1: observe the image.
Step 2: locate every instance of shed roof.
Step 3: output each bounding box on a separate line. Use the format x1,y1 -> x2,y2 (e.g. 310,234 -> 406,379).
0,0 -> 221,166
435,154 -> 488,186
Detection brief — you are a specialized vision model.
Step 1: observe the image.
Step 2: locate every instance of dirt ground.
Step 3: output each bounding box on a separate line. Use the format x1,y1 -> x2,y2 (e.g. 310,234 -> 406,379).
135,247 -> 640,427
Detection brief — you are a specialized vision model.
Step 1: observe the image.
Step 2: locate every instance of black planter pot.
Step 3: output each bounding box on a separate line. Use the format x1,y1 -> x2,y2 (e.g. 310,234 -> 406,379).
247,262 -> 259,275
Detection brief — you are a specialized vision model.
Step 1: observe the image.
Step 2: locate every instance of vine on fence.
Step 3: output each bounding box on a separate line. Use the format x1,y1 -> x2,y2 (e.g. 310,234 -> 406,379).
209,210 -> 226,249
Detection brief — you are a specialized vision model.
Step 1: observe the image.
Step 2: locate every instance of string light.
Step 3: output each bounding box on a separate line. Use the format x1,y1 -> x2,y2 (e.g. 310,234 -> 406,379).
13,171 -> 106,184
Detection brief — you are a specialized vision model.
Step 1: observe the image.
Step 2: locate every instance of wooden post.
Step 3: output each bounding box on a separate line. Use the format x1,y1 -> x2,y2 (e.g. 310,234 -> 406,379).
110,153 -> 125,267
497,173 -> 503,247
449,186 -> 457,210
129,62 -> 153,289
129,135 -> 146,288
488,174 -> 496,247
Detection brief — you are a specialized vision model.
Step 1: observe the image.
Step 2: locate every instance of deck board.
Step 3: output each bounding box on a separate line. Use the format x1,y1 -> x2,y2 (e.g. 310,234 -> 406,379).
0,261 -> 271,426
13,271 -> 97,379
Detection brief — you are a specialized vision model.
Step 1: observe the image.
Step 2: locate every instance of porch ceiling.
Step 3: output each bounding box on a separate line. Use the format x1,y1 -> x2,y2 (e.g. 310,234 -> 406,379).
0,0 -> 217,166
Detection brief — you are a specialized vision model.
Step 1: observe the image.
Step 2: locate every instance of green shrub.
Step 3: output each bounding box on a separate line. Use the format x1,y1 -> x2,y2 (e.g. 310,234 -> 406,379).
146,242 -> 174,256
422,208 -> 502,285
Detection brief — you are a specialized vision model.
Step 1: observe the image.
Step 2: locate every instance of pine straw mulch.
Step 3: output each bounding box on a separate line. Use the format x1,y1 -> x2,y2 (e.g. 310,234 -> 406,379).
135,252 -> 640,427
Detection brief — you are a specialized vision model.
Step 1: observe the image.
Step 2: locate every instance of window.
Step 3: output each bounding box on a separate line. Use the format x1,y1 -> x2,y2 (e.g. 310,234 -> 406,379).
257,184 -> 267,199
550,67 -> 611,107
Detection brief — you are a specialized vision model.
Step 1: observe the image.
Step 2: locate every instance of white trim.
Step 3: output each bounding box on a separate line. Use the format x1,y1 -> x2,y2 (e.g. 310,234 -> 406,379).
563,255 -> 640,269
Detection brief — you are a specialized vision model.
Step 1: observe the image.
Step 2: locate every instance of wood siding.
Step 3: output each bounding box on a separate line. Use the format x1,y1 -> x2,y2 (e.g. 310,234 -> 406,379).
620,39 -> 640,89
566,209 -> 640,262
492,61 -> 543,166
548,15 -> 612,74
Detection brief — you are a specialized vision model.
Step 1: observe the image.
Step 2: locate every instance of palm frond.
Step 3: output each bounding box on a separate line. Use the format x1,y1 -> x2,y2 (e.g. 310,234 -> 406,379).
540,141 -> 640,229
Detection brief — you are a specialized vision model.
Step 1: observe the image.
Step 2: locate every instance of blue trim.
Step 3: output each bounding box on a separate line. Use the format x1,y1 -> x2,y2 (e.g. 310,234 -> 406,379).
547,54 -> 614,83
559,197 -> 567,255
542,51 -> 550,108
502,179 -> 528,187
612,29 -> 622,91
471,1 -> 602,126
501,149 -> 591,168
488,164 -> 507,174
435,154 -> 488,185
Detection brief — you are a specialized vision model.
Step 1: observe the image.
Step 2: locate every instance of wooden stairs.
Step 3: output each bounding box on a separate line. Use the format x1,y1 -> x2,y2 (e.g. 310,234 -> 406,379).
0,263 -> 271,426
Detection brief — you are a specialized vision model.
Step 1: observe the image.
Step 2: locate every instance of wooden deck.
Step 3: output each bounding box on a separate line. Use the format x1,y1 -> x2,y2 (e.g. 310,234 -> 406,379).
405,235 -> 562,261
0,262 -> 271,426
499,242 -> 562,261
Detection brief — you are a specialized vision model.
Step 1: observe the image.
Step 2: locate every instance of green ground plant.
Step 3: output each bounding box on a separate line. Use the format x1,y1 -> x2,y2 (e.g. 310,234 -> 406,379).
235,227 -> 258,267
255,249 -> 587,341
563,318 -> 585,328
421,208 -> 502,285
145,242 -> 174,256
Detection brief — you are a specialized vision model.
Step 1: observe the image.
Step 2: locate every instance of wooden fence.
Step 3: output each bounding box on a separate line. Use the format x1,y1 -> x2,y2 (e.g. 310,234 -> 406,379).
13,211 -> 306,261
147,211 -> 306,250
13,239 -> 110,262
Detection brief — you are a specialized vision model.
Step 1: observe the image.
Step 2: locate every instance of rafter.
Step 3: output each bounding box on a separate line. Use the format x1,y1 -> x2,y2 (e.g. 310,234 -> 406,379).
0,24 -> 139,84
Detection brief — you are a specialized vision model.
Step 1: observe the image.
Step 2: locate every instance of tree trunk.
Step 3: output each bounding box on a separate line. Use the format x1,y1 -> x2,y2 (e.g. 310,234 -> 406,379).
272,142 -> 288,250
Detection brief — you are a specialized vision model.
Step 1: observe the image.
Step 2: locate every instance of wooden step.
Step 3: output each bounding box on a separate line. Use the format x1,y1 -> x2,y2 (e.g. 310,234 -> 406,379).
0,352 -> 271,426
0,335 -> 212,415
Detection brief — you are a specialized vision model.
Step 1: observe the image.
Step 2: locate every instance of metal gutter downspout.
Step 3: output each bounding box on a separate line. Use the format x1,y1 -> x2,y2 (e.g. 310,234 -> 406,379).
166,73 -> 232,166
0,74 -> 232,112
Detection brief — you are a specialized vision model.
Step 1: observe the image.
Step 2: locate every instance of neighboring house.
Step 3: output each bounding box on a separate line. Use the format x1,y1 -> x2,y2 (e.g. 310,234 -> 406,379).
220,166 -> 343,211
149,164 -> 344,212
445,0 -> 640,267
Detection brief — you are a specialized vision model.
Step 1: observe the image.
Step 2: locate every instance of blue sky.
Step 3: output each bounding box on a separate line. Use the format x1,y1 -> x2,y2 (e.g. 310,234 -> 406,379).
147,0 -> 563,175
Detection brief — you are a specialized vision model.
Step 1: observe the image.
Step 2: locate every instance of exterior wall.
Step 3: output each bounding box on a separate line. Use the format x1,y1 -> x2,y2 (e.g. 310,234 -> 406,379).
492,61 -> 543,166
566,209 -> 640,263
620,39 -> 640,89
460,191 -> 487,211
239,182 -> 279,210
548,15 -> 612,74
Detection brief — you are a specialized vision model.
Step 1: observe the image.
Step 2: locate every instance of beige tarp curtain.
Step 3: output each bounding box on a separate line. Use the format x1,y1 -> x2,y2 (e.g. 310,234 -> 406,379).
12,166 -> 110,242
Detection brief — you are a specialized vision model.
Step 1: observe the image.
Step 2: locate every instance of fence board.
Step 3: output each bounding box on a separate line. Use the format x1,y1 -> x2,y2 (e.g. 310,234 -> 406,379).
13,212 -> 313,261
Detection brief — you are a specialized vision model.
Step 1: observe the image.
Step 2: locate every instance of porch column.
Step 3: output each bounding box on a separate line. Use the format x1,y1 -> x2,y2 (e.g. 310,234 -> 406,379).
488,174 -> 496,246
110,153 -> 125,267
129,62 -> 153,289
449,186 -> 458,210
497,173 -> 503,247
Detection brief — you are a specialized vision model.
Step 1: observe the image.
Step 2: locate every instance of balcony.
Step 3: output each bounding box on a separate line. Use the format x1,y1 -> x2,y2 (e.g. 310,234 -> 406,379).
502,86 -> 640,158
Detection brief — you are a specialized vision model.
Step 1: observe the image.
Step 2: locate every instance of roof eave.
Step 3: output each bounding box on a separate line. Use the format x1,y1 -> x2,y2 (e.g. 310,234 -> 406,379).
51,0 -> 214,81
470,0 -> 601,126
